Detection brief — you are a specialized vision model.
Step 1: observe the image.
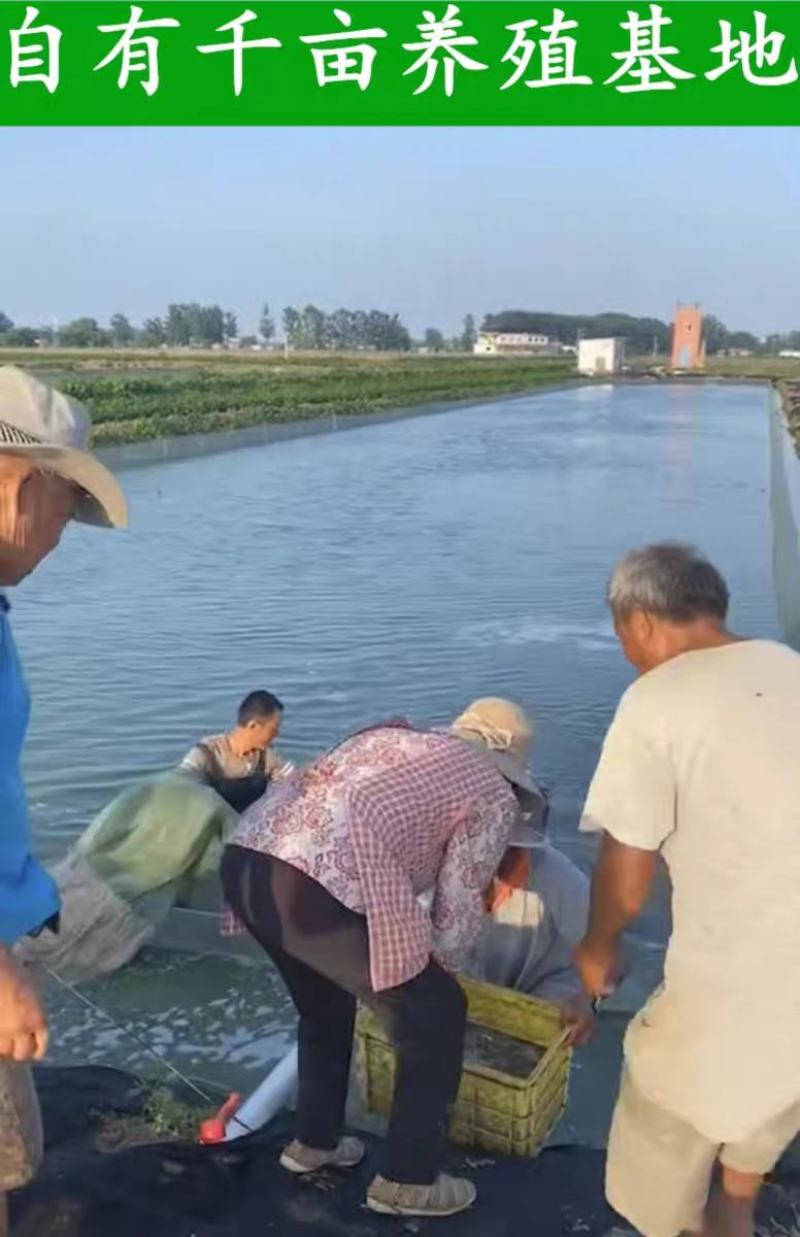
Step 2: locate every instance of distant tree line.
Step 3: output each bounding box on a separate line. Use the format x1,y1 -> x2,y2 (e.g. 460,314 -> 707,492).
277,306 -> 479,352
280,304 -> 410,351
3,301 -> 791,357
0,304 -> 241,350
703,315 -> 800,356
0,301 -> 452,354
482,310 -> 672,355
0,302 -> 480,354
482,309 -> 799,357
423,315 -> 477,353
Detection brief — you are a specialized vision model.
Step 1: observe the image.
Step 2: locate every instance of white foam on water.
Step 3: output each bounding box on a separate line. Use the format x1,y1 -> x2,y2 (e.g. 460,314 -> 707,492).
456,616 -> 617,652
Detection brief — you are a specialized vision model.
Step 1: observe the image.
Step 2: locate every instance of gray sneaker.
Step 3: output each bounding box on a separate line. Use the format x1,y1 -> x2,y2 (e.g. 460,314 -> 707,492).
366,1173 -> 477,1217
280,1136 -> 365,1175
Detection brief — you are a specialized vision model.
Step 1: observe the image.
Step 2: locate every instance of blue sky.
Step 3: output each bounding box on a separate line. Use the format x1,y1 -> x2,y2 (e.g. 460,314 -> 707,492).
1,126 -> 796,337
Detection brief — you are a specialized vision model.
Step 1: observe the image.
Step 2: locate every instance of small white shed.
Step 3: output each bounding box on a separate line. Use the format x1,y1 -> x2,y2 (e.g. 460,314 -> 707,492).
577,338 -> 625,376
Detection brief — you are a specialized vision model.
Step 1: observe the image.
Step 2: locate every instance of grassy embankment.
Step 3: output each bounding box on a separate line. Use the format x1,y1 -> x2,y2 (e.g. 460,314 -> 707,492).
0,349 -> 575,447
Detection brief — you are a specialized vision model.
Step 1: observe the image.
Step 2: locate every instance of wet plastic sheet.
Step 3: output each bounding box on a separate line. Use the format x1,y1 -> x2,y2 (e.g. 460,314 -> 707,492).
16,1066 -> 618,1237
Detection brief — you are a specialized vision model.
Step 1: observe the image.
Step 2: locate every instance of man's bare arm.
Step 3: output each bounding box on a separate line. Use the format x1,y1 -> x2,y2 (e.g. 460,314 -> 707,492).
575,833 -> 657,999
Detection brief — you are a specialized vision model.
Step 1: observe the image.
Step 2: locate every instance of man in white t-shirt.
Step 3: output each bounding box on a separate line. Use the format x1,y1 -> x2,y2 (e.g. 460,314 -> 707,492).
575,542 -> 800,1237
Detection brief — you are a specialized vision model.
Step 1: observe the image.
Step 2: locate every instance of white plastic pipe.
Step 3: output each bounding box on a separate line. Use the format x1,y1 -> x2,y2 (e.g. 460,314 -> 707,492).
224,1044 -> 299,1141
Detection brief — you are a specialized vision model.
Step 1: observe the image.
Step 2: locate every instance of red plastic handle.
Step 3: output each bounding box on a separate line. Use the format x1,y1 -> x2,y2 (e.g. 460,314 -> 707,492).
198,1092 -> 243,1144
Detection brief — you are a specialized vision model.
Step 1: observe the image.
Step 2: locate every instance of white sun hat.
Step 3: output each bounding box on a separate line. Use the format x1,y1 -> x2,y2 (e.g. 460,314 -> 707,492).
0,366 -> 127,529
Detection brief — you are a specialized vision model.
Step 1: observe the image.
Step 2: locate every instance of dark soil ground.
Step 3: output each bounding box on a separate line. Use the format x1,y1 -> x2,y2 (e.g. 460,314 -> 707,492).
11,1067 -> 800,1237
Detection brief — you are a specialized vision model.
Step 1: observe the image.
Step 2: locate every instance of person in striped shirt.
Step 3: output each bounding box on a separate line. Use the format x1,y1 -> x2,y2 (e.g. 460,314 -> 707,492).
179,690 -> 294,813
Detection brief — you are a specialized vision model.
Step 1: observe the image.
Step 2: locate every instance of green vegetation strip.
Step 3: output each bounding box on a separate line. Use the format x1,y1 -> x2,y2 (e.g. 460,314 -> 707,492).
10,353 -> 575,447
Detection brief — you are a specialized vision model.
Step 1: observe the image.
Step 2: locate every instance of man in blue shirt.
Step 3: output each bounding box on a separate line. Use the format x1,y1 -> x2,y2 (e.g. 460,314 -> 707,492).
0,366 -> 126,1232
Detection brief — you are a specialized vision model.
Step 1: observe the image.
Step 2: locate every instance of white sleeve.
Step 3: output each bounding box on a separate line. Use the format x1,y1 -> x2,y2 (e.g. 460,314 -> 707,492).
580,697 -> 676,851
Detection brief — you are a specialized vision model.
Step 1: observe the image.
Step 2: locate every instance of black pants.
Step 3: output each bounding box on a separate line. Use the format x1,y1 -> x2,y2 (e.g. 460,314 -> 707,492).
221,844 -> 467,1183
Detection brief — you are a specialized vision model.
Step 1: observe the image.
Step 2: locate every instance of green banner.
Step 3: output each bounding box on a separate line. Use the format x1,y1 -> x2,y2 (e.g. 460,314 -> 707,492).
0,1 -> 799,124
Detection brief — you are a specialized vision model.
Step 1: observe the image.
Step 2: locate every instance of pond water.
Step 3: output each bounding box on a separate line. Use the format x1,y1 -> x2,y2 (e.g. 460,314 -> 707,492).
11,379 -> 781,1110
18,380 -> 777,854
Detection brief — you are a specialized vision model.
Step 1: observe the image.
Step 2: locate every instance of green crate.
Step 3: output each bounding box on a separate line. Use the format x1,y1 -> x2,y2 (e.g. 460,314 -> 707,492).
354,976 -> 572,1159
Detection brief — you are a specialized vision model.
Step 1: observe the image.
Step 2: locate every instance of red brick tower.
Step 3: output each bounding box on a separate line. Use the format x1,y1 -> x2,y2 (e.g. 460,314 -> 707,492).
671,304 -> 706,370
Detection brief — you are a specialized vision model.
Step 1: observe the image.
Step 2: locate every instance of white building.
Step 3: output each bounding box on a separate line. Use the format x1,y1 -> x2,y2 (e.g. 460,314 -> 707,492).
577,337 -> 625,376
474,331 -> 560,356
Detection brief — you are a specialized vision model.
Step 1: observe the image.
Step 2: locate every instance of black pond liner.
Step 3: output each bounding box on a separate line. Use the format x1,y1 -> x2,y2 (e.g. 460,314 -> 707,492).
11,1067 -> 800,1237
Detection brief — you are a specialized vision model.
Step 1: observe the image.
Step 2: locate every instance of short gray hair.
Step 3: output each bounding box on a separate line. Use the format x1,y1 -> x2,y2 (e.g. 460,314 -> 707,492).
607,542 -> 729,623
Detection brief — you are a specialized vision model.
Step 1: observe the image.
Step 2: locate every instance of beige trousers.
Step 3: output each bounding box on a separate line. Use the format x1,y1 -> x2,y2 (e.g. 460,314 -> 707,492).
607,1070 -> 800,1237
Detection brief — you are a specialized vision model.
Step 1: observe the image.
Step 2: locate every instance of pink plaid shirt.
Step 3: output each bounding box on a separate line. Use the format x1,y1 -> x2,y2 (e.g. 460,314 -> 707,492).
225,722 -> 520,991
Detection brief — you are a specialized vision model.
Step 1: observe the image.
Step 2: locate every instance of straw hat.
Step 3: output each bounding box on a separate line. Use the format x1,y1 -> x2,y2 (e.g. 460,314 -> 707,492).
451,697 -> 546,848
0,367 -> 127,528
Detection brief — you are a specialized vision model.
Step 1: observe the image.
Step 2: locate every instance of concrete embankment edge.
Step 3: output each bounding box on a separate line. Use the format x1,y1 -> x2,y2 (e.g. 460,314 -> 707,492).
96,382 -> 588,472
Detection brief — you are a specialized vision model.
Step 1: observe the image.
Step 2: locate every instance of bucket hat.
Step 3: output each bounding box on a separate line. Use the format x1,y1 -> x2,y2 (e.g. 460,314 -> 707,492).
0,366 -> 127,528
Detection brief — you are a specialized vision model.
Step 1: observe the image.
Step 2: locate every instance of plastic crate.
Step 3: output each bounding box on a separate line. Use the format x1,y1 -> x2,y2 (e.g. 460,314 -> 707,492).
354,976 -> 572,1159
